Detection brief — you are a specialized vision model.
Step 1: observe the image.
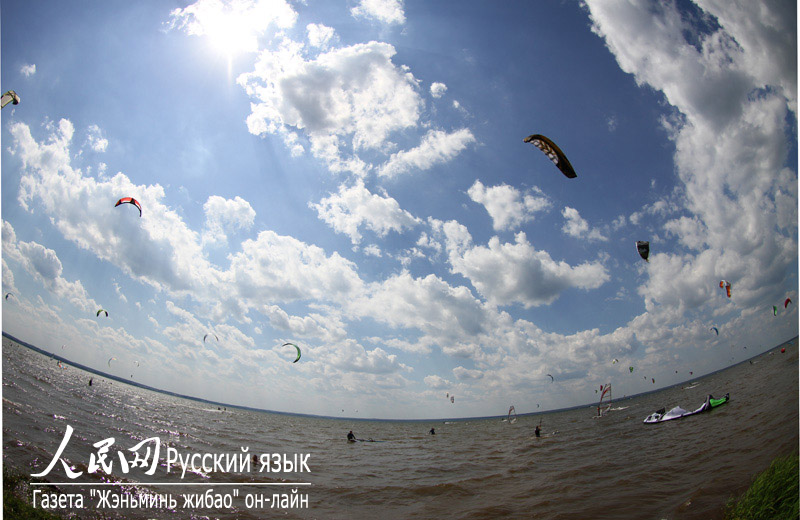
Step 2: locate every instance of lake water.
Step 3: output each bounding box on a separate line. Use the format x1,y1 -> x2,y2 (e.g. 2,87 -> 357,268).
3,335 -> 798,519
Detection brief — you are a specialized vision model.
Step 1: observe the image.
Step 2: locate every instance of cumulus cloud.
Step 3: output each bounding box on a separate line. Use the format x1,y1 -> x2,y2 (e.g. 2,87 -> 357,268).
447,231 -> 610,308
561,206 -> 607,241
468,180 -> 551,231
350,0 -> 406,25
424,374 -> 451,389
453,366 -> 483,381
239,40 -> 423,175
86,124 -> 108,153
202,195 -> 256,246
346,270 -> 492,350
306,23 -> 336,49
326,339 -> 408,374
378,128 -> 475,178
2,220 -> 98,314
430,82 -> 447,98
20,64 -> 36,77
310,179 -> 420,244
8,119 -> 366,317
585,0 -> 797,315
261,304 -> 346,341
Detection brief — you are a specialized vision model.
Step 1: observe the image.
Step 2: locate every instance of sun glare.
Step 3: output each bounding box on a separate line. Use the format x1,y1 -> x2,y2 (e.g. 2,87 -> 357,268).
203,14 -> 256,57
180,1 -> 262,58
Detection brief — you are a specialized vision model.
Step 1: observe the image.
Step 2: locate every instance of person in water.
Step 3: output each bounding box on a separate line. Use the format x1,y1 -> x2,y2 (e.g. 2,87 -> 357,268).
347,431 -> 355,441
429,428 -> 435,435
534,425 -> 541,438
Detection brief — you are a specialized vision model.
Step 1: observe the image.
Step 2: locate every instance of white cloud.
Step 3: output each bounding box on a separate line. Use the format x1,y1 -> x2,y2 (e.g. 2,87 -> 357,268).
167,0 -> 297,54
430,82 -> 447,98
9,120 -> 365,319
86,124 -> 108,153
310,179 -> 420,244
306,23 -> 336,49
20,63 -> 36,77
2,221 -> 98,314
325,339 -> 408,374
261,304 -> 346,342
446,229 -> 610,308
378,128 -> 475,178
350,0 -> 406,25
239,40 -> 423,175
453,366 -> 483,381
346,270 -> 493,350
468,180 -> 551,231
606,114 -> 618,132
363,244 -> 382,257
561,206 -> 607,242
229,230 -> 364,305
202,195 -> 256,246
585,0 -> 797,316
423,374 -> 451,389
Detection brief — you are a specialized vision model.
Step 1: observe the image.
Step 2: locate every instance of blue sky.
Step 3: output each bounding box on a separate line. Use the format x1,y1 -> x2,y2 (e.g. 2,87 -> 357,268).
2,0 -> 796,419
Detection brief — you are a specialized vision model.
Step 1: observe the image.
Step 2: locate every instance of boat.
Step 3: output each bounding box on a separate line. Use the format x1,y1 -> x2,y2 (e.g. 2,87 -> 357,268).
643,393 -> 729,424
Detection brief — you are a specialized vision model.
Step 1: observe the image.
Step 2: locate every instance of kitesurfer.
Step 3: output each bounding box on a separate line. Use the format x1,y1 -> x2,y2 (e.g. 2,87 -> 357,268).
88,378 -> 93,387
347,431 -> 356,442
429,428 -> 436,435
534,425 -> 541,438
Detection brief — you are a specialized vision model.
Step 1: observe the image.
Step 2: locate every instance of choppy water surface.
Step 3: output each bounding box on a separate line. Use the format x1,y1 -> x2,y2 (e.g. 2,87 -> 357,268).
3,336 -> 798,519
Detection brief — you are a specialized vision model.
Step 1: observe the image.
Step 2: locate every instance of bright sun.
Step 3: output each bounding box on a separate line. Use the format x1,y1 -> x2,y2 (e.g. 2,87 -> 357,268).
203,14 -> 257,57
183,1 -> 262,58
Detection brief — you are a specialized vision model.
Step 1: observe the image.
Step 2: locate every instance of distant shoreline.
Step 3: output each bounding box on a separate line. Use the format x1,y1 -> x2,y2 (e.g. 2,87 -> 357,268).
4,330 -> 796,423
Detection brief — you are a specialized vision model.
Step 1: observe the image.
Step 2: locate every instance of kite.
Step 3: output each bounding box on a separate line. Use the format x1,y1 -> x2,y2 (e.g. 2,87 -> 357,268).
96,309 -> 108,317
546,374 -> 554,383
4,292 -> 11,300
785,298 -> 792,308
108,357 -> 116,367
719,280 -> 731,298
773,306 -> 778,316
115,197 -> 142,217
612,358 -> 619,365
203,333 -> 219,342
523,134 -> 577,178
283,342 -> 301,363
629,366 -> 634,373
710,327 -> 719,335
1,90 -> 20,108
636,241 -> 650,262
450,396 -> 455,404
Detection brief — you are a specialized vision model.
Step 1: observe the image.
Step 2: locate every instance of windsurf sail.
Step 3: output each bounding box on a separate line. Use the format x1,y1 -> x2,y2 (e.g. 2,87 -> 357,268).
507,405 -> 517,424
597,383 -> 612,417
